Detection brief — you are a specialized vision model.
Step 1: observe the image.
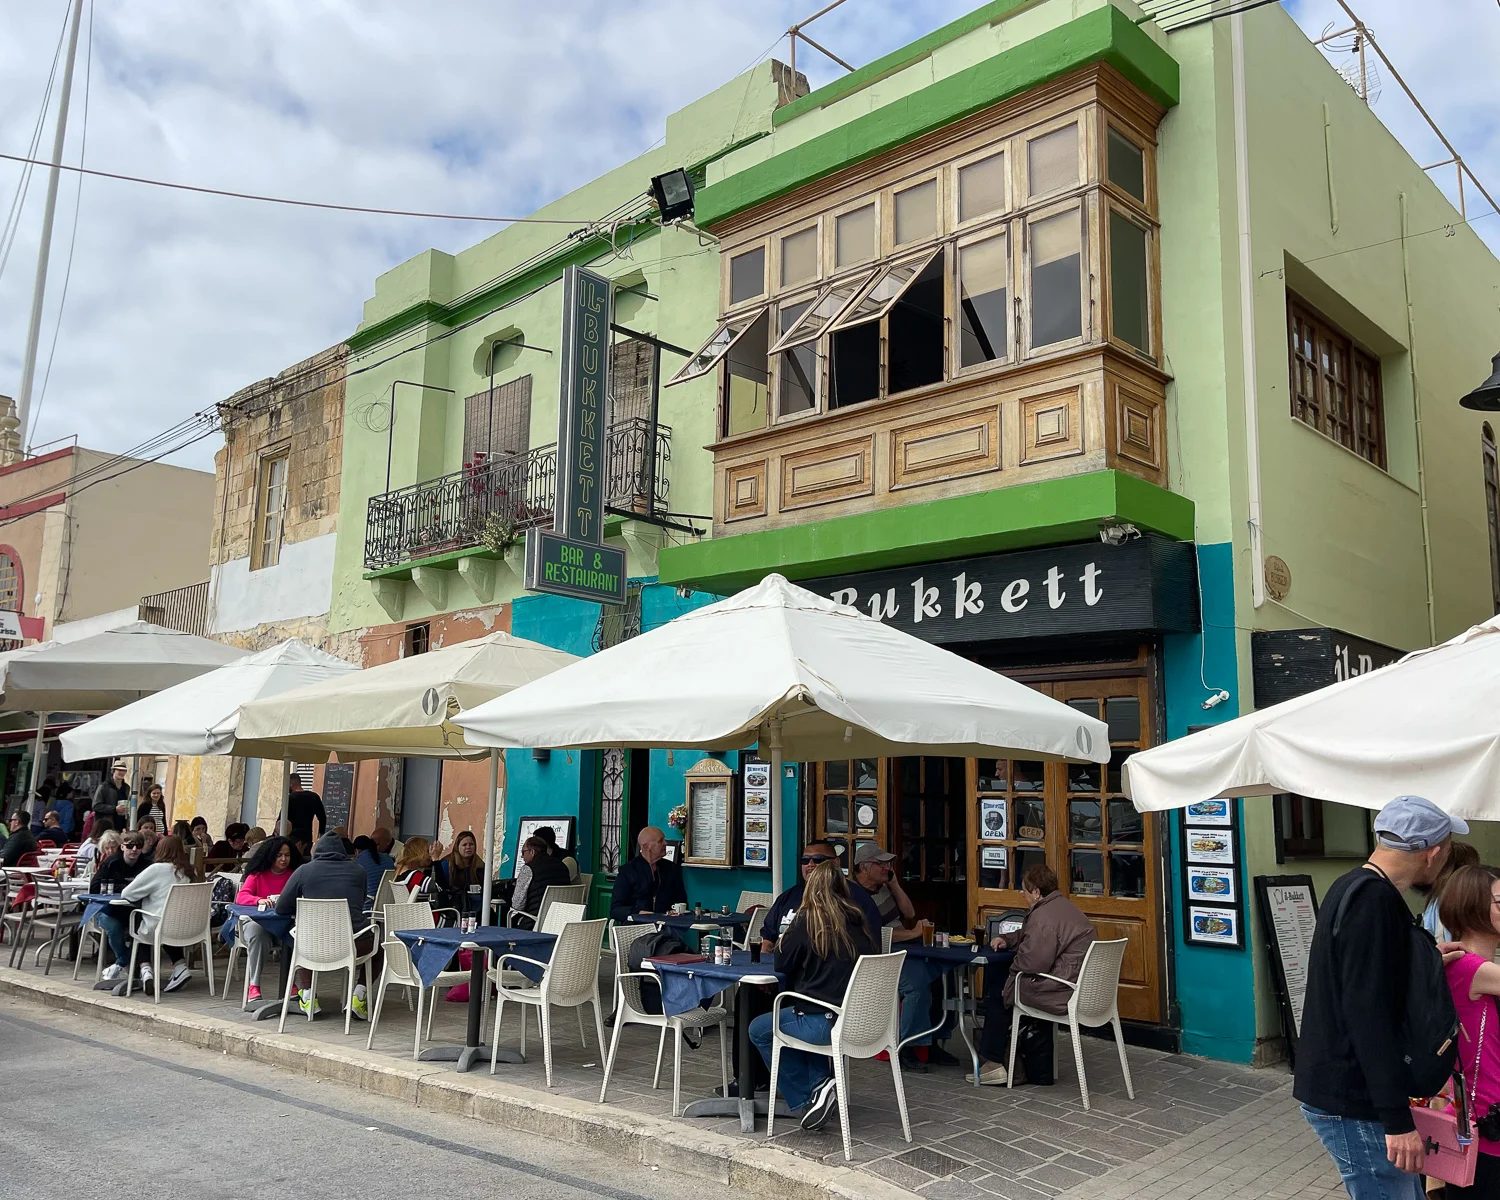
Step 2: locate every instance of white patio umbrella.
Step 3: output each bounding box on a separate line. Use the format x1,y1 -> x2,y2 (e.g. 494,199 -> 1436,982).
0,621 -> 248,819
233,630 -> 581,919
453,574 -> 1110,892
1123,613 -> 1500,820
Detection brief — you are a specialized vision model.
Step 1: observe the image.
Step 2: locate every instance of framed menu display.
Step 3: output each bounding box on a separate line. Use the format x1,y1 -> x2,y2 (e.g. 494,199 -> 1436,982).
740,755 -> 771,869
1179,796 -> 1245,949
1253,874 -> 1320,1064
684,758 -> 734,868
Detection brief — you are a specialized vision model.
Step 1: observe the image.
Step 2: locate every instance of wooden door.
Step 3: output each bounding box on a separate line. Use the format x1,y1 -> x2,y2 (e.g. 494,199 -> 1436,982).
967,674 -> 1162,1024
891,757 -> 969,933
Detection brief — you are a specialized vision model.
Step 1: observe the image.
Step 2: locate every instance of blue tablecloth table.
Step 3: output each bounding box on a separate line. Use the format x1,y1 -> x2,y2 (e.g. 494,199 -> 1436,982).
896,941 -> 1015,1084
647,949 -> 788,1132
626,911 -> 751,932
392,925 -> 558,1073
223,904 -> 298,1019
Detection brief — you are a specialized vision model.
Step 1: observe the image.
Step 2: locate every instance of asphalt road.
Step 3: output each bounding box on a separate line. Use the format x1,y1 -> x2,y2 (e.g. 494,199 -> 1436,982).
0,997 -> 760,1200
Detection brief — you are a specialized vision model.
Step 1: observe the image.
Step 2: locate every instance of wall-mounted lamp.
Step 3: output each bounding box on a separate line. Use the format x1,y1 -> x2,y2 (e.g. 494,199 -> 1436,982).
1459,352 -> 1500,411
650,169 -> 695,222
531,748 -> 551,763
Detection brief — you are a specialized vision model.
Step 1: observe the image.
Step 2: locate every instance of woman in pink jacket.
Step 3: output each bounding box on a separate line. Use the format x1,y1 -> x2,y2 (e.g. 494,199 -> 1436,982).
234,837 -> 299,1003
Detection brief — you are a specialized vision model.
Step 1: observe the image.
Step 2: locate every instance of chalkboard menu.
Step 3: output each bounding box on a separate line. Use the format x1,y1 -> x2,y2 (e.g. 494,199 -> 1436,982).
322,763 -> 355,833
1253,874 -> 1320,1065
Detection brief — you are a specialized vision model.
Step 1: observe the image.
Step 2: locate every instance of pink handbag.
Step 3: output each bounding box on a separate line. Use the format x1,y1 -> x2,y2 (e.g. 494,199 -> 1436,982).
1411,1005 -> 1482,1188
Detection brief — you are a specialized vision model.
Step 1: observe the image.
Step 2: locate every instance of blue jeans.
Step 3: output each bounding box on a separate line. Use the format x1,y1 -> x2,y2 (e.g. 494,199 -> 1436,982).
899,959 -> 933,1047
750,1008 -> 835,1110
1301,1105 -> 1424,1200
96,911 -> 131,968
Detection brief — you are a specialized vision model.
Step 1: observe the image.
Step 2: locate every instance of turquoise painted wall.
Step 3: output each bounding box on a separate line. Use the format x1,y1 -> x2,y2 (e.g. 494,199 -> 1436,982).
1161,542 -> 1254,1061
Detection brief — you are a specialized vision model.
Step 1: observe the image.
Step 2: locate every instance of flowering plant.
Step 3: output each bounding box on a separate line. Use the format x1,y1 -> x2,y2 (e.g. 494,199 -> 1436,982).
667,804 -> 689,832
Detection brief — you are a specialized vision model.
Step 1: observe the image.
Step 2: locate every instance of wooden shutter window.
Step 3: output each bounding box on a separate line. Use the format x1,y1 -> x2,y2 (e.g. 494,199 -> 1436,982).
463,375 -> 533,465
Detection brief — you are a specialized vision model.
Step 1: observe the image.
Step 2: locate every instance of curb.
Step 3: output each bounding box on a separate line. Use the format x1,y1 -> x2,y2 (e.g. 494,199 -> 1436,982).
0,969 -> 917,1200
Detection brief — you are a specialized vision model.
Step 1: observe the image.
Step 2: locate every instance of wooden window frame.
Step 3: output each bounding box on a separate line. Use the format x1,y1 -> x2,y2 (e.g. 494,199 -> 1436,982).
813,759 -> 887,870
722,239 -> 770,313
1286,293 -> 1387,469
1099,119 -> 1154,214
952,223 -> 1015,378
1102,196 -> 1158,362
251,447 -> 290,572
770,289 -> 826,425
887,171 -> 946,256
950,142 -> 1012,234
1021,196 -> 1092,359
1020,112 -> 1092,207
825,195 -> 883,277
777,221 -> 823,293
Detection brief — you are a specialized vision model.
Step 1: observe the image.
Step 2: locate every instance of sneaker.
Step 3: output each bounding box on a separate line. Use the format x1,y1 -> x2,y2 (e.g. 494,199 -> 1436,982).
899,1049 -> 928,1074
683,1027 -> 702,1050
965,1061 -> 1008,1086
139,964 -> 154,989
800,1076 -> 840,1131
100,963 -> 122,982
298,991 -> 322,1017
247,985 -> 262,1003
350,989 -> 369,1021
163,962 -> 191,993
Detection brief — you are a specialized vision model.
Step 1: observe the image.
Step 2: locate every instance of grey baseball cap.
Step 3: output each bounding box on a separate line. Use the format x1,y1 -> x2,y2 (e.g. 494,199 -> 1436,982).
852,842 -> 896,866
1373,794 -> 1468,850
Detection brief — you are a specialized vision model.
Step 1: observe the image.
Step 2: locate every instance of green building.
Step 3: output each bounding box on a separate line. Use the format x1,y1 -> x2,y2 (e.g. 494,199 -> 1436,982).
322,0 -> 1500,1063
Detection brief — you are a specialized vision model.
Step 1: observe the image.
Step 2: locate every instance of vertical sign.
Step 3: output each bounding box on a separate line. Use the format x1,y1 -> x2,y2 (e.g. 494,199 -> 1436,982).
557,264 -> 612,543
525,264 -> 626,605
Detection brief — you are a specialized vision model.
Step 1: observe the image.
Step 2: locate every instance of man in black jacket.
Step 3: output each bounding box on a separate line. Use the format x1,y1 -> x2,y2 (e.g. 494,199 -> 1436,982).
1295,794 -> 1467,1197
276,832 -> 376,1019
0,810 -> 38,866
609,826 -> 687,924
92,762 -> 130,823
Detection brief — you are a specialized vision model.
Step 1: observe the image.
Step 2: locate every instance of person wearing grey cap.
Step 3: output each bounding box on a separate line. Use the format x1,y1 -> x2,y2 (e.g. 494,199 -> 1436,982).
1295,794 -> 1468,1197
850,842 -> 937,1070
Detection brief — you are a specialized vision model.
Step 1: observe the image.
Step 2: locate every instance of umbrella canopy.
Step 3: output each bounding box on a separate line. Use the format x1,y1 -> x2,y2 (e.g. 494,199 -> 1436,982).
452,574 -> 1111,763
58,640 -> 358,762
231,630 -> 582,760
0,621 -> 247,714
1123,614 -> 1500,820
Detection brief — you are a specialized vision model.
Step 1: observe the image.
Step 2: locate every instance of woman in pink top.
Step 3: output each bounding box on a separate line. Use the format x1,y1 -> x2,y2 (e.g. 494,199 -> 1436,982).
235,837 -> 299,1003
1440,863 -> 1500,1196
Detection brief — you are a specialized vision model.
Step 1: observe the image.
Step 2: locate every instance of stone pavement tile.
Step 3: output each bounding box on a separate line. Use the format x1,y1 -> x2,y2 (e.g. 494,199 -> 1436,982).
1019,1162 -> 1091,1190
918,1179 -> 991,1199
955,1132 -> 1048,1173
864,1156 -> 940,1192
971,1175 -> 1058,1200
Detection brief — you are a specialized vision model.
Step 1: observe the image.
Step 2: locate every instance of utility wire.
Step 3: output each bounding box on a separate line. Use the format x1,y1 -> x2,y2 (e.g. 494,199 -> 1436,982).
0,151 -> 593,227
31,0 -> 94,449
1158,0 -> 1286,32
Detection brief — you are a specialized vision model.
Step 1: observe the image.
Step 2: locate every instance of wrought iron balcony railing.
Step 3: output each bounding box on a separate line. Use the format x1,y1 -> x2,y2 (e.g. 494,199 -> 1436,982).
364,417 -> 670,571
139,580 -> 210,636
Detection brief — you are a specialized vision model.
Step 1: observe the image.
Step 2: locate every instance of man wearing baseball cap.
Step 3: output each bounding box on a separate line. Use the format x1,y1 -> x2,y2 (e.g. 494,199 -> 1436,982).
1296,794 -> 1468,1197
92,760 -> 131,826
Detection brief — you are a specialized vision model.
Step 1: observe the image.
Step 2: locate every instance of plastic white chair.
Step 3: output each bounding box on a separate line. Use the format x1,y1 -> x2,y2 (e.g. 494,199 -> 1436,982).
366,901 -> 470,1058
734,890 -> 774,950
369,870 -> 397,930
881,925 -> 894,953
767,950 -> 911,1162
1008,937 -> 1134,1111
489,917 -> 607,1086
509,882 -> 587,928
481,902 -> 587,1038
125,882 -> 214,1003
277,898 -> 377,1035
18,876 -> 82,975
599,922 -> 730,1116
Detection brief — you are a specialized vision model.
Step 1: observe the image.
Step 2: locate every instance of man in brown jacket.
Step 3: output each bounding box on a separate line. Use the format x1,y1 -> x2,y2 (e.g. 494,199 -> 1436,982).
969,862 -> 1096,1086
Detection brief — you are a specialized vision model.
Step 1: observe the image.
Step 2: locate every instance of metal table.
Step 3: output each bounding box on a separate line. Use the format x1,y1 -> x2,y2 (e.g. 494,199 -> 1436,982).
896,942 -> 1015,1083
222,904 -> 296,1019
394,925 -> 557,1073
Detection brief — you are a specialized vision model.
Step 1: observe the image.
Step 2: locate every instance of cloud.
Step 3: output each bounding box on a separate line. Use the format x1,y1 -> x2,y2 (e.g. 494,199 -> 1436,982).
0,2 -> 1492,473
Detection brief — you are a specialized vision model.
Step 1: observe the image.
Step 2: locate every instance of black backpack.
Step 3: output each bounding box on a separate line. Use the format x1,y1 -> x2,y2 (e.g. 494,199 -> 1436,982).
1332,872 -> 1459,1098
625,928 -> 689,1015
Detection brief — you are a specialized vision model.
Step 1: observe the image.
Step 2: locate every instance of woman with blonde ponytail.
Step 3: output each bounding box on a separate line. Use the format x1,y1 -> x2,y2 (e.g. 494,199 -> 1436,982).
749,861 -> 876,1132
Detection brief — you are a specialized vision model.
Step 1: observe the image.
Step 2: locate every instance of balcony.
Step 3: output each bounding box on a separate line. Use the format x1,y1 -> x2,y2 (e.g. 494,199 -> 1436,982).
138,580 -> 210,636
364,417 -> 671,572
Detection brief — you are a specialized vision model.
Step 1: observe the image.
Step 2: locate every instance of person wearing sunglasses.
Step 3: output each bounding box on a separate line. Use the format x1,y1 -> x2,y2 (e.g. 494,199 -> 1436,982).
759,843 -> 884,956
92,833 -> 150,982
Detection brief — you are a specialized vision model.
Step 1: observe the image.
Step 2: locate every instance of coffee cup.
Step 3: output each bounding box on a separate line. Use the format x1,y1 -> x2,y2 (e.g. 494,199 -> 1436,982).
670,902 -> 688,914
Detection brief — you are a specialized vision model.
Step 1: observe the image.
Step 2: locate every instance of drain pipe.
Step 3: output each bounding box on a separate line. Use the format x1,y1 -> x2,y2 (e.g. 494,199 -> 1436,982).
1232,9 -> 1267,608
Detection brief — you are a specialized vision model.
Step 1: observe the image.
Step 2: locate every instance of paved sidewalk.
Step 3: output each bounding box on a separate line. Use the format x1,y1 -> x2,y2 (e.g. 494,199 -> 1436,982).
0,947 -> 1344,1199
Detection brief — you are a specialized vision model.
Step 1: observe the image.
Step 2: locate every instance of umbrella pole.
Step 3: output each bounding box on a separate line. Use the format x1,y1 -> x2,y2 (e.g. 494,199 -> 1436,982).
128,758 -> 140,832
25,711 -> 48,816
481,748 -> 501,927
768,718 -> 785,895
279,752 -> 292,837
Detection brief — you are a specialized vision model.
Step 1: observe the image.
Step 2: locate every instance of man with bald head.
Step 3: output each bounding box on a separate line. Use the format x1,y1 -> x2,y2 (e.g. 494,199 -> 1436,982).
609,825 -> 689,924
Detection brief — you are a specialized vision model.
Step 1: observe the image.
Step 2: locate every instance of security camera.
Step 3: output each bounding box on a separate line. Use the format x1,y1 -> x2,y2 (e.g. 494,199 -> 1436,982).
675,585 -> 694,600
1200,689 -> 1231,711
1098,522 -> 1141,546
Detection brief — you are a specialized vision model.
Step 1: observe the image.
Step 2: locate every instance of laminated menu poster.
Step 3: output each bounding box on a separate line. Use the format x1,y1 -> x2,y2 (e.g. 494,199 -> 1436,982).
1253,875 -> 1320,1063
741,756 -> 771,869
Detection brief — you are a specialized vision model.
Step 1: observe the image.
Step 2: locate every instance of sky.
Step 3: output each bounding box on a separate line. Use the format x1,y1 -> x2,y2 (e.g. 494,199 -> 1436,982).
0,0 -> 1496,475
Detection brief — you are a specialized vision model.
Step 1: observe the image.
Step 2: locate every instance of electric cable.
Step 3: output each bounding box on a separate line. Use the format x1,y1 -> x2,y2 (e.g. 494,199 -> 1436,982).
1159,0 -> 1287,32
30,0 -> 93,449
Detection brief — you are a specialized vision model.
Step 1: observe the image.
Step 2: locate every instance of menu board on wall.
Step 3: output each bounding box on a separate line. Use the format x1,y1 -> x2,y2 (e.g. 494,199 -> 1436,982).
322,763 -> 355,832
741,756 -> 771,869
1179,796 -> 1246,950
1253,874 -> 1320,1065
684,758 -> 733,868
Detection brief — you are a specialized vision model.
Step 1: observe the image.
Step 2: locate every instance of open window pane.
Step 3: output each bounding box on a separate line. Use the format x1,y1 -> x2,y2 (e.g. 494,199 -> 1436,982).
894,179 -> 937,245
1028,124 -> 1079,198
768,271 -> 875,353
775,302 -> 818,419
781,228 -> 817,288
830,320 -> 880,409
958,232 -> 1009,368
1110,211 -> 1150,353
835,204 -> 876,268
667,307 -> 767,386
1028,210 -> 1082,349
1107,128 -> 1146,202
888,253 -> 946,394
958,151 -> 1007,223
729,247 -> 766,305
831,248 -> 942,333
722,310 -> 769,436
